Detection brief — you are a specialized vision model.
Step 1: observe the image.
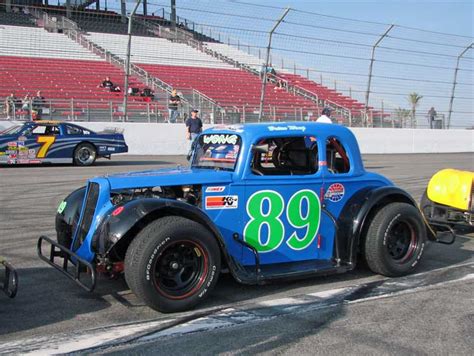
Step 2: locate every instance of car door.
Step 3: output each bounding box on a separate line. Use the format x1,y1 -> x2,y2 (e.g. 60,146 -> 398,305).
241,135 -> 335,266
23,123 -> 61,163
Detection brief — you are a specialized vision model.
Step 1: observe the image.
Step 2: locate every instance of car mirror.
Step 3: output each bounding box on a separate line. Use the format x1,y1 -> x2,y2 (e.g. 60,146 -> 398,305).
252,144 -> 269,153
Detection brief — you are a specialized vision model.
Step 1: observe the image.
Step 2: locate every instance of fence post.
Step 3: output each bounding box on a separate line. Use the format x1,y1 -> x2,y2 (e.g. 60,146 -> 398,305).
381,100 -> 384,128
447,42 -> 473,129
123,0 -> 142,122
364,24 -> 394,127
48,100 -> 52,120
70,98 -> 74,121
259,7 -> 290,122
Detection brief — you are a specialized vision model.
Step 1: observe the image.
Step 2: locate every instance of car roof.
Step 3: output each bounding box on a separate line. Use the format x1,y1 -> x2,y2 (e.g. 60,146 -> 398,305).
204,122 -> 355,141
204,122 -> 364,174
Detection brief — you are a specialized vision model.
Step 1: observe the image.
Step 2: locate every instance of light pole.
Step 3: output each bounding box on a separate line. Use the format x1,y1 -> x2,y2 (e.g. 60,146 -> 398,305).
123,0 -> 142,121
364,24 -> 394,127
258,8 -> 290,122
447,42 -> 473,129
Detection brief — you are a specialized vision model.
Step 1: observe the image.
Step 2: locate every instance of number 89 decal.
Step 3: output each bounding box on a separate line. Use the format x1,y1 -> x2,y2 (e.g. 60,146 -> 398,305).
243,189 -> 321,253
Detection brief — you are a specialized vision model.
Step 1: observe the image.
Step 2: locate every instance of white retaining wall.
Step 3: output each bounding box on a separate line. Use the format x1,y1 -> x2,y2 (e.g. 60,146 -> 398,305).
1,121 -> 473,155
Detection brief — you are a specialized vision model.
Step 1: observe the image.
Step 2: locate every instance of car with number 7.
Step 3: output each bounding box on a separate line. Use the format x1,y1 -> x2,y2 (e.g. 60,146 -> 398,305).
0,121 -> 128,166
38,122 -> 437,313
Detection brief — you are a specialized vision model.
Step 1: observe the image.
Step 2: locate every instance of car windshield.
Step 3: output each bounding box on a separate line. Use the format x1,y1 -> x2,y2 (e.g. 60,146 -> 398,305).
192,133 -> 241,171
0,125 -> 23,135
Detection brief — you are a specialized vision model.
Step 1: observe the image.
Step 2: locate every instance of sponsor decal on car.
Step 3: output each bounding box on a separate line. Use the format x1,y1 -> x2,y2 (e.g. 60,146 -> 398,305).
324,183 -> 345,202
268,125 -> 306,132
205,186 -> 226,193
57,201 -> 67,214
202,134 -> 239,145
205,195 -> 239,210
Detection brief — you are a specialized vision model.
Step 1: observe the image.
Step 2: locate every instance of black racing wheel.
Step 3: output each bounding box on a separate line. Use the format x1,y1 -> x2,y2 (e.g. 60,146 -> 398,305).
73,143 -> 97,166
364,202 -> 426,277
124,216 -> 221,313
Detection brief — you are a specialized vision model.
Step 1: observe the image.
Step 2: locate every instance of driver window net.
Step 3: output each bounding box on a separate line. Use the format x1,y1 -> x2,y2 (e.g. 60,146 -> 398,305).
326,138 -> 350,174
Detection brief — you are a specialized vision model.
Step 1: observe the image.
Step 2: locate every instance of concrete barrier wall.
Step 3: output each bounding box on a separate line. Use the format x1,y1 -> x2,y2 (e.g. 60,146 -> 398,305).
2,121 -> 473,155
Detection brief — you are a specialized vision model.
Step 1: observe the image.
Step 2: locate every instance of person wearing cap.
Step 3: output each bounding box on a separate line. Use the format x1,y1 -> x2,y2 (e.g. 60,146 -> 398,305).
185,109 -> 203,144
316,107 -> 333,124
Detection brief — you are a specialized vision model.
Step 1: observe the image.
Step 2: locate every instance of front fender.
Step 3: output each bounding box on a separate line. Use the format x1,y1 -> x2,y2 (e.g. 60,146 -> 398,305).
336,186 -> 419,265
55,186 -> 86,249
92,198 -> 227,260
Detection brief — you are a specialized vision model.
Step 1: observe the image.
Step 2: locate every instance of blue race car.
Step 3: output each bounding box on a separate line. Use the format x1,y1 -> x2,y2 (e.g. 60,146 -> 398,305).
0,121 -> 128,166
38,122 -> 435,312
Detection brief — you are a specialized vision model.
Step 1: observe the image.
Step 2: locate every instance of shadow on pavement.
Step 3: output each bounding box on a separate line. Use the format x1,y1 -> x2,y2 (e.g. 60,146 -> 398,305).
0,234 -> 471,337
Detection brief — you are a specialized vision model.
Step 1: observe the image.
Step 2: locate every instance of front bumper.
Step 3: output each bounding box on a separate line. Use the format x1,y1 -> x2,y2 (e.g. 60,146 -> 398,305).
0,258 -> 18,298
37,235 -> 96,292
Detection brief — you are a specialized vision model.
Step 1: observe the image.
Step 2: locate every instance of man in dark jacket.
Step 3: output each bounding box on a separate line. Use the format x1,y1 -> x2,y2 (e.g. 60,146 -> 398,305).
185,109 -> 203,145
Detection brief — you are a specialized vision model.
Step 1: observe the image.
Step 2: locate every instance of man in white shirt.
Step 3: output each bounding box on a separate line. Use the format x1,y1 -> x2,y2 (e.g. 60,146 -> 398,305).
316,107 -> 333,123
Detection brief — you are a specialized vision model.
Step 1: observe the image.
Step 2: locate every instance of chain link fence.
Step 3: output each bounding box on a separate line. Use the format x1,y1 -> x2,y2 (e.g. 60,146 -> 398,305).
1,1 -> 472,128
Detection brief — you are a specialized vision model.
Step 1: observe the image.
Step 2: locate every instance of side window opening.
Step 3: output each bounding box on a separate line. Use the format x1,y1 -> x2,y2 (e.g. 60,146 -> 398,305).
326,137 -> 350,174
30,125 -> 59,136
66,125 -> 83,135
29,125 -> 46,135
251,136 -> 318,176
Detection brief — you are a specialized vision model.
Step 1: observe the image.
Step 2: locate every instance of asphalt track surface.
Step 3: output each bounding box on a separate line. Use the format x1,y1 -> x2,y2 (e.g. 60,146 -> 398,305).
0,153 -> 473,355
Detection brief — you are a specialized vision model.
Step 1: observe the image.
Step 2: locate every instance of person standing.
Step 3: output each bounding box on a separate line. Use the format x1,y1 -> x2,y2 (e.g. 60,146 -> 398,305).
185,109 -> 203,145
32,90 -> 45,120
168,89 -> 181,123
316,107 -> 333,123
427,107 -> 437,129
5,92 -> 17,119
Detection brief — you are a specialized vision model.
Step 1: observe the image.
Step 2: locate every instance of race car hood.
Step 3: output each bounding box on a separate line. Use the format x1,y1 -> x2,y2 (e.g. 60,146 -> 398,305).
104,166 -> 234,190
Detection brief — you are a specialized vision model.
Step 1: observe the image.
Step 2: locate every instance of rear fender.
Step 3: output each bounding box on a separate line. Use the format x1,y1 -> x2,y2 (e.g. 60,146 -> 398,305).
337,186 -> 423,266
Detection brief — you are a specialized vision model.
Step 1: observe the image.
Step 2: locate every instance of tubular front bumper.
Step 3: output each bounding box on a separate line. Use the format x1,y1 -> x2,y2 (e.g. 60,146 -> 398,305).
0,258 -> 18,298
37,235 -> 97,292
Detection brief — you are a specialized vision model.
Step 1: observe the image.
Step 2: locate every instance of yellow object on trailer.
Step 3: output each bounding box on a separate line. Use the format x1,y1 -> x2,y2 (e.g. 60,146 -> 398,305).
427,169 -> 474,211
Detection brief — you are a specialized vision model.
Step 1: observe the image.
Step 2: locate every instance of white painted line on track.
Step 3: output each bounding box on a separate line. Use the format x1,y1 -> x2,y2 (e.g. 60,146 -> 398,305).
138,270 -> 474,343
0,320 -> 170,355
1,262 -> 472,355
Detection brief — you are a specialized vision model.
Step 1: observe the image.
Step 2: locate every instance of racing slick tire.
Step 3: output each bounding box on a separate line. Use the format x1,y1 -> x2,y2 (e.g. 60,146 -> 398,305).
364,202 -> 426,277
73,143 -> 97,166
124,216 -> 221,313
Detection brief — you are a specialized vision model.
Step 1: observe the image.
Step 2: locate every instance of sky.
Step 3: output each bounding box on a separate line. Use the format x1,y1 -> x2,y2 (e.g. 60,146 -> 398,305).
245,0 -> 473,37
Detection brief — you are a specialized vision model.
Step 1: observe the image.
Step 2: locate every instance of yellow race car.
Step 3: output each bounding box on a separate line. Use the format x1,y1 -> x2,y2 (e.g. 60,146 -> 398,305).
421,169 -> 474,235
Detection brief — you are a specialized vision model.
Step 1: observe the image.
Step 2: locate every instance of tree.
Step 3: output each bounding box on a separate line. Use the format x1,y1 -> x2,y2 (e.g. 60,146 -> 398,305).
407,92 -> 423,128
394,107 -> 411,128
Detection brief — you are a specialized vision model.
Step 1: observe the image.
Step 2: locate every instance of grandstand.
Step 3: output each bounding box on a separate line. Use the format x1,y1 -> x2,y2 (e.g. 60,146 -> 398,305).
0,3 -> 393,124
